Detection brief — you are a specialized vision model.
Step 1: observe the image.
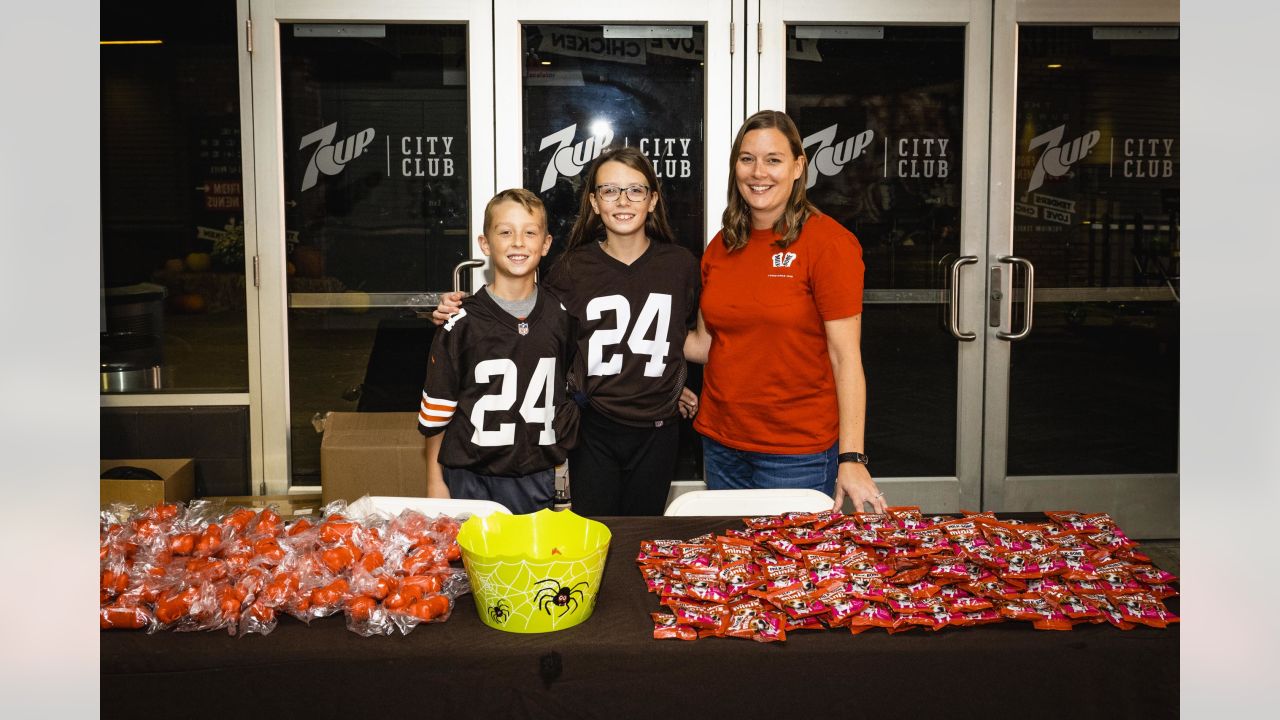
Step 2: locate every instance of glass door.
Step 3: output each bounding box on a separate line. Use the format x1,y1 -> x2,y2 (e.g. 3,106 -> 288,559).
985,0 -> 1179,537
756,0 -> 993,512
249,0 -> 495,490
493,0 -> 740,488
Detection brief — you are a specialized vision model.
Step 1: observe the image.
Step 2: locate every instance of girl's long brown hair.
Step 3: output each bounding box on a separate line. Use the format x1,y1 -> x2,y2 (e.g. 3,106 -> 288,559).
720,110 -> 817,252
557,145 -> 676,274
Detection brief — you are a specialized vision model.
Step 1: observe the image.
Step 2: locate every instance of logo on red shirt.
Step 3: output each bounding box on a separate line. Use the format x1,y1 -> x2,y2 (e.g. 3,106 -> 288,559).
771,251 -> 797,268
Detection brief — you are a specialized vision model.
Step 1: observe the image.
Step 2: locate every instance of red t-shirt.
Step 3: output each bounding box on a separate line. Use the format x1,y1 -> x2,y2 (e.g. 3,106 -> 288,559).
694,212 -> 864,454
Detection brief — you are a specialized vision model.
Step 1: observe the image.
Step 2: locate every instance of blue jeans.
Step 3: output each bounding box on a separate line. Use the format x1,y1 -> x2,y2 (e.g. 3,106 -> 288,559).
702,437 -> 838,497
443,466 -> 555,515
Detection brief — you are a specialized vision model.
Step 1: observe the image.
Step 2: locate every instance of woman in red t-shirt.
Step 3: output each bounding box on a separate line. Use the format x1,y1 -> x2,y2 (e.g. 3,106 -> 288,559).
686,110 -> 886,514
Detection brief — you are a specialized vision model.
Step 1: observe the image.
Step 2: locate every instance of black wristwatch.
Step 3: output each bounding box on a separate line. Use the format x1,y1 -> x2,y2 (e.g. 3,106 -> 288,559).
838,451 -> 869,465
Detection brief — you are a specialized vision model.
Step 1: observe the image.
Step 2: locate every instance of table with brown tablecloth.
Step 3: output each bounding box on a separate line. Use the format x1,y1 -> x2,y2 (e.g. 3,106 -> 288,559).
100,515 -> 1178,719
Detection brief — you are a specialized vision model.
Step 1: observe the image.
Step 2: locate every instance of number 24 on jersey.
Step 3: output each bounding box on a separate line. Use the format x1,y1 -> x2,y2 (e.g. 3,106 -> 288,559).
470,357 -> 557,448
586,293 -> 672,378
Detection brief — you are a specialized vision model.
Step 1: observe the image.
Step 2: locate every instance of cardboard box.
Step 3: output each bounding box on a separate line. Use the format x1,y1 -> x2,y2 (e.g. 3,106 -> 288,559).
200,493 -> 324,521
101,458 -> 196,507
320,412 -> 429,503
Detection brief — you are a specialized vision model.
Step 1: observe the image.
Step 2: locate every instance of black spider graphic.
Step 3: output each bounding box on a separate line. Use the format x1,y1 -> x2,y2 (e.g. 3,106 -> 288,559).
487,599 -> 512,624
533,579 -> 589,617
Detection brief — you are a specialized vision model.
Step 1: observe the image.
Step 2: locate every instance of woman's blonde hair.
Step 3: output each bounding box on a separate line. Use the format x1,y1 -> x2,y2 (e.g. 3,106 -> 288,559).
720,110 -> 817,252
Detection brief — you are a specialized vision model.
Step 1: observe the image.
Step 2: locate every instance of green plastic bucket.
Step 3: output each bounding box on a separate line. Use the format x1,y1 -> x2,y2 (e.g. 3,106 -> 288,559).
457,508 -> 611,633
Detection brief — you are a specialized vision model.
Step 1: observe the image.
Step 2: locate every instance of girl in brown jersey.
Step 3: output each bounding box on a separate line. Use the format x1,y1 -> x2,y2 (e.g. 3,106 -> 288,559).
434,147 -> 700,516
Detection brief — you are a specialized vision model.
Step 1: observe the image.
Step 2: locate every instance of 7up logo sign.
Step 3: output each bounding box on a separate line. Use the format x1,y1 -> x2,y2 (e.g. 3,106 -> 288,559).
802,124 -> 874,189
298,122 -> 376,192
1026,124 -> 1100,193
538,123 -> 614,192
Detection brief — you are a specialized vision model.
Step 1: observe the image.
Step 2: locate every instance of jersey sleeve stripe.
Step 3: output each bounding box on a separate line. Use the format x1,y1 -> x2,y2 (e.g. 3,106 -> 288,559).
419,408 -> 454,427
421,392 -> 458,409
419,393 -> 457,427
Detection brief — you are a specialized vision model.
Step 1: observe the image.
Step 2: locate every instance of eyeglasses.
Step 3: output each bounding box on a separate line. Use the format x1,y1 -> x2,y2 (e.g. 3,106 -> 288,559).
594,184 -> 650,203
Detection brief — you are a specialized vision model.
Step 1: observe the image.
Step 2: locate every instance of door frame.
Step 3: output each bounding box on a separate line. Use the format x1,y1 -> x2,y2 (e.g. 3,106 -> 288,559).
753,0 -> 994,513
248,0 -> 496,493
983,0 -> 1179,536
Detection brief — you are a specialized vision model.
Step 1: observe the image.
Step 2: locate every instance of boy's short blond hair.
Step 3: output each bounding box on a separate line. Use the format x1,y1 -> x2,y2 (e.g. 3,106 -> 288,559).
483,188 -> 547,236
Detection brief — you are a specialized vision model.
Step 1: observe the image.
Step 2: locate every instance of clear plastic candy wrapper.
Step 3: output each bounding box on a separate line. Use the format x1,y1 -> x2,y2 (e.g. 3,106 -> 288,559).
100,497 -> 470,637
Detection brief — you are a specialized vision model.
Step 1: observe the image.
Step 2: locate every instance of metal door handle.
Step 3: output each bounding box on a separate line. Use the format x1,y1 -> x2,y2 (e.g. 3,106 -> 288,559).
947,255 -> 979,341
452,259 -> 486,294
996,255 -> 1035,341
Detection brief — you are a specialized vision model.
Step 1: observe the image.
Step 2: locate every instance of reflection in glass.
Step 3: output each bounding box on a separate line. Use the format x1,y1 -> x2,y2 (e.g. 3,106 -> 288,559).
521,24 -> 706,267
1008,27 -> 1178,475
100,0 -> 248,392
787,26 -> 965,477
280,24 -> 470,484
281,24 -> 470,293
521,24 -> 707,482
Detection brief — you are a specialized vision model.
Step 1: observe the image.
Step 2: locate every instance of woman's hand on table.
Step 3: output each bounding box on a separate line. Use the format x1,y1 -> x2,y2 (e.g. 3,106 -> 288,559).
832,461 -> 886,514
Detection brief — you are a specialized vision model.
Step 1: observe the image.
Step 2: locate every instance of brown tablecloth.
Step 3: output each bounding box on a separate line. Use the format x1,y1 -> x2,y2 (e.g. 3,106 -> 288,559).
100,516 -> 1178,719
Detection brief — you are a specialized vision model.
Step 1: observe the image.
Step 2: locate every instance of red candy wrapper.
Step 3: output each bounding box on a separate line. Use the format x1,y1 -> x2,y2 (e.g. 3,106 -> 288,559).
652,612 -> 698,641
636,508 -> 1176,643
679,566 -> 731,604
1110,591 -> 1179,628
1043,591 -> 1104,621
820,584 -> 865,627
716,537 -> 755,564
765,537 -> 804,559
743,515 -> 788,530
847,602 -> 896,634
1131,565 -> 1178,585
666,599 -> 730,633
894,597 -> 953,630
841,549 -> 893,577
766,584 -> 830,619
982,522 -> 1030,553
887,506 -> 927,530
1018,525 -> 1053,552
676,543 -> 715,567
844,573 -> 888,602
883,588 -> 925,614
949,608 -> 1003,627
1044,510 -> 1099,533
719,560 -> 757,598
803,551 -> 848,586
640,539 -> 683,557
887,565 -> 931,586
1057,547 -> 1100,581
999,598 -> 1073,631
786,526 -> 830,545
1078,592 -> 1136,630
810,510 -> 846,532
724,600 -> 787,642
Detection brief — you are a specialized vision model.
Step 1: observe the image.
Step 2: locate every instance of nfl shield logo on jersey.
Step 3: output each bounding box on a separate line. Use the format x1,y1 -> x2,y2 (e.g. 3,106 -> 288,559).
771,251 -> 797,268
518,322 -> 529,335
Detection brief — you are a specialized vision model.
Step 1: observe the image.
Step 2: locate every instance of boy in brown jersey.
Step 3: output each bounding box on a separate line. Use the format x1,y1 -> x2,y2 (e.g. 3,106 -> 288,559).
417,189 -> 578,514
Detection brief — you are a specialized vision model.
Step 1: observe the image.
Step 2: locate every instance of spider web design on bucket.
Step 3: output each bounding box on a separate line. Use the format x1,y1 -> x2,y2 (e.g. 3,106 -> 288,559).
465,546 -> 609,631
